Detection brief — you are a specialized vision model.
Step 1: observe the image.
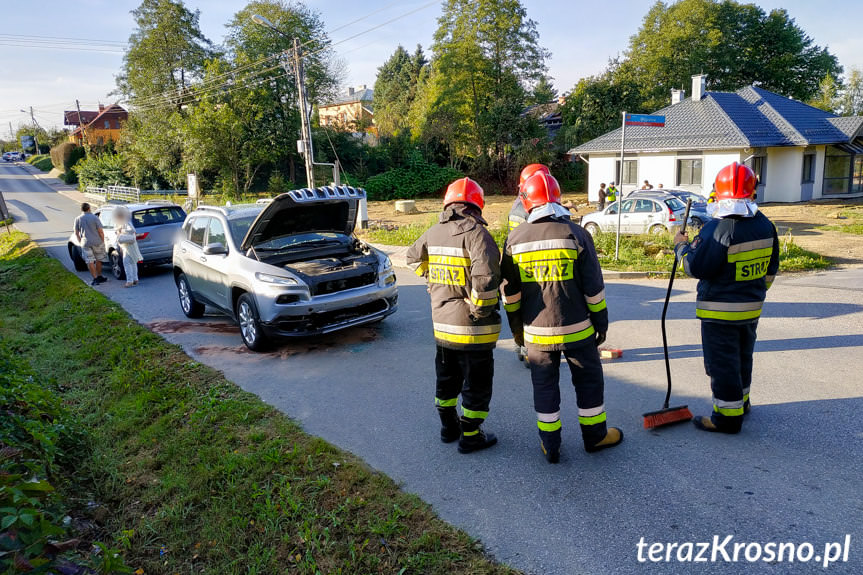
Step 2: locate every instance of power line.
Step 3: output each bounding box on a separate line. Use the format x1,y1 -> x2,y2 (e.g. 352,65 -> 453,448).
0,33 -> 126,45
0,41 -> 124,54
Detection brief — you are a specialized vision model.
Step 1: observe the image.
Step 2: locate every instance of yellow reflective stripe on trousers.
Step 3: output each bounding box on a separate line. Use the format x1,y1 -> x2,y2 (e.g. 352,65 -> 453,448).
713,404 -> 744,416
537,420 -> 562,432
578,412 -> 607,426
524,323 -> 595,345
462,408 -> 488,420
696,300 -> 763,321
435,397 -> 457,408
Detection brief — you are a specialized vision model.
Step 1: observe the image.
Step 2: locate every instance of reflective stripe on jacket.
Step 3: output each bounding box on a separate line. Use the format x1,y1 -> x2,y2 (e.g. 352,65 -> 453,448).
501,213 -> 608,351
675,211 -> 779,323
508,197 -> 528,231
406,203 -> 502,350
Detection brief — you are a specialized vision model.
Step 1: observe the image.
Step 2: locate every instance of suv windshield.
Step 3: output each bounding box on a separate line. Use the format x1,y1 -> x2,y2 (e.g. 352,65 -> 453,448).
228,215 -> 257,249
133,206 -> 185,227
254,232 -> 347,252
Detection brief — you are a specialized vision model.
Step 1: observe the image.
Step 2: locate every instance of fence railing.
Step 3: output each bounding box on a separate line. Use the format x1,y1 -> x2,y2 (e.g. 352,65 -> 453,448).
107,185 -> 141,203
84,186 -> 108,203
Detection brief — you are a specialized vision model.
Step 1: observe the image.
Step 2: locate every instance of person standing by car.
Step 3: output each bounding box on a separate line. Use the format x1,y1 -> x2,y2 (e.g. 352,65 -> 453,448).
606,182 -> 618,205
74,203 -> 107,286
406,177 -> 501,454
597,183 -> 607,210
501,172 -> 623,463
674,162 -> 779,434
113,206 -> 142,287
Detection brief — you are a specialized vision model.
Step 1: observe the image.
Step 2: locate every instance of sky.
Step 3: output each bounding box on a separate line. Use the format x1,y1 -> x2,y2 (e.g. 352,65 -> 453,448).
2,0 -> 862,135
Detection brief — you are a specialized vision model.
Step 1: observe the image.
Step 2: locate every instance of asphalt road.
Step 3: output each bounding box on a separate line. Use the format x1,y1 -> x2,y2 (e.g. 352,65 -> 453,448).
3,162 -> 862,574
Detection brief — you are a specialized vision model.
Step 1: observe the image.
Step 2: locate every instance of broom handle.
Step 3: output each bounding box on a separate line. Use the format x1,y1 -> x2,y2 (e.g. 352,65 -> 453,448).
661,199 -> 692,409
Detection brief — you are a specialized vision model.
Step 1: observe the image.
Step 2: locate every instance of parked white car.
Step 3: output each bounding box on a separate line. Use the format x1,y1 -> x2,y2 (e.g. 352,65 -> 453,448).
580,194 -> 688,236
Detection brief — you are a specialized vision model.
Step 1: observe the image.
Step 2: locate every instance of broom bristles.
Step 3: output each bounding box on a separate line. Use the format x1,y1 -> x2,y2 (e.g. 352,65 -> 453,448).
643,405 -> 693,429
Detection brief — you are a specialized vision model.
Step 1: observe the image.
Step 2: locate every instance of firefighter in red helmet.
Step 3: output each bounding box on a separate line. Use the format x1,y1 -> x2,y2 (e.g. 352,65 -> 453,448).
508,164 -> 551,231
674,162 -> 780,433
406,177 -> 501,453
501,172 -> 623,463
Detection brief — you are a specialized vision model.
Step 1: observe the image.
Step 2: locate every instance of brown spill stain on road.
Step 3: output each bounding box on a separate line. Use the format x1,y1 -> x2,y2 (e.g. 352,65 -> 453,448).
147,320 -> 239,334
145,320 -> 380,359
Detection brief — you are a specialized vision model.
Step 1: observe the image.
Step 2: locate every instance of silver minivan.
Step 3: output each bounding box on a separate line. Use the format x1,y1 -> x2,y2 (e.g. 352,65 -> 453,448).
172,186 -> 398,351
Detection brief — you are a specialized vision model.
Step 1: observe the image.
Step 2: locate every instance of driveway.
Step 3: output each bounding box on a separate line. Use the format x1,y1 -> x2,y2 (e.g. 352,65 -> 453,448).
3,162 -> 862,574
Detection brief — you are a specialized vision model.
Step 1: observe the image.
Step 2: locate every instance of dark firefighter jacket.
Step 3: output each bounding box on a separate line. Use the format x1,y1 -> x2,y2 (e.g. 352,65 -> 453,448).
500,212 -> 608,351
508,197 -> 528,231
406,203 -> 502,350
675,211 -> 779,323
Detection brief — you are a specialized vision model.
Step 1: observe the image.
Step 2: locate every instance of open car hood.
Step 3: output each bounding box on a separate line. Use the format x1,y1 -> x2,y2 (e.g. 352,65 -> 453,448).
241,186 -> 365,251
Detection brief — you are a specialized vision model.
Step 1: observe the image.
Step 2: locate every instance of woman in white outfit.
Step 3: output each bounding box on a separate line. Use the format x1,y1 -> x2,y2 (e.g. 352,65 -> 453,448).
114,206 -> 143,287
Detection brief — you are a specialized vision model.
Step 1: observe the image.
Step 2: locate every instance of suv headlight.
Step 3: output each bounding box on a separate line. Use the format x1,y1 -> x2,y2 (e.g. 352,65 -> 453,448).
255,272 -> 298,286
380,255 -> 392,271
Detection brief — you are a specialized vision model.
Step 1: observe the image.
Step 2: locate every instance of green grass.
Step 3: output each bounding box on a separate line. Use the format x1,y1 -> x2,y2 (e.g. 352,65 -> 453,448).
26,154 -> 53,172
777,234 -> 832,271
820,208 -> 863,235
0,231 -> 516,575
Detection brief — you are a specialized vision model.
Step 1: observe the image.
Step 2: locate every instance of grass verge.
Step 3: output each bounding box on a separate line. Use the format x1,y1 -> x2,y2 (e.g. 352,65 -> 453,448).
0,230 -> 516,575
820,207 -> 863,235
26,154 -> 53,172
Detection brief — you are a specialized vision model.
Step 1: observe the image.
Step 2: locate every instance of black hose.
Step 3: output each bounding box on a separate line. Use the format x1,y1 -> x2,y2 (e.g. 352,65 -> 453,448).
661,198 -> 692,409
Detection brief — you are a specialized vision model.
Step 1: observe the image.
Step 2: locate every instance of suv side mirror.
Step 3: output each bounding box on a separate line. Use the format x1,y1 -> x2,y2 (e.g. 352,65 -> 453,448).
203,242 -> 228,255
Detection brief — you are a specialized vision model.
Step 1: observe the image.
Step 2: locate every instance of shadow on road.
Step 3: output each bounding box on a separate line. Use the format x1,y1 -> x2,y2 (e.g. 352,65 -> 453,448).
6,199 -> 48,223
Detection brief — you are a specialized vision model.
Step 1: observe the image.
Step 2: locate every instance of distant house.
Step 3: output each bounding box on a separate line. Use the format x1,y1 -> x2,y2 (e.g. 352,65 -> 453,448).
569,75 -> 863,203
523,97 -> 565,139
318,86 -> 374,132
65,104 -> 128,147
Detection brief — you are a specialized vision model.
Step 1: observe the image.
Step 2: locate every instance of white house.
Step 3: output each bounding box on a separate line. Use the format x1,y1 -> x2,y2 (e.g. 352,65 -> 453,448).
569,75 -> 863,203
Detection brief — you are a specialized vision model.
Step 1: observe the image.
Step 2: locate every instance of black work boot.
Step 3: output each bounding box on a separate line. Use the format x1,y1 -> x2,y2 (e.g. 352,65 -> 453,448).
584,427 -> 624,453
437,407 -> 461,443
458,427 -> 498,454
539,429 -> 561,464
692,415 -> 741,434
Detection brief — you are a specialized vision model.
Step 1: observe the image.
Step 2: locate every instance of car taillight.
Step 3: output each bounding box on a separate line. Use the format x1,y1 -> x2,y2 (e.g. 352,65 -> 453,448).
667,206 -> 677,222
136,232 -> 149,240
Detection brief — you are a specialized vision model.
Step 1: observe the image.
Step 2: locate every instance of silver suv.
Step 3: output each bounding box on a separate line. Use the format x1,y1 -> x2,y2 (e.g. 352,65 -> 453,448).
67,201 -> 186,277
172,186 -> 398,350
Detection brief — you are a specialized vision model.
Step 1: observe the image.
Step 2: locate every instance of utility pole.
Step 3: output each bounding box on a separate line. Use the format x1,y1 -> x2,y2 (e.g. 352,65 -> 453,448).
27,107 -> 40,154
291,38 -> 315,188
75,99 -> 88,148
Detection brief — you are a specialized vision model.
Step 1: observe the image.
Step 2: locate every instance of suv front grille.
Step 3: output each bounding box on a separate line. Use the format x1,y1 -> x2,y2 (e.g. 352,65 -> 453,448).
312,272 -> 376,296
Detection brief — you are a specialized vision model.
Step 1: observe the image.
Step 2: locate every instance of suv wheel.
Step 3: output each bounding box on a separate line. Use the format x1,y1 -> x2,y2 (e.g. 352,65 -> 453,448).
237,293 -> 269,351
110,250 -> 126,280
177,273 -> 205,318
68,243 -> 88,272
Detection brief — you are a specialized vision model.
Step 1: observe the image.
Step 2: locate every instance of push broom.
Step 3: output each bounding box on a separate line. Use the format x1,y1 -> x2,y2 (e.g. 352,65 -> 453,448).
643,198 -> 694,429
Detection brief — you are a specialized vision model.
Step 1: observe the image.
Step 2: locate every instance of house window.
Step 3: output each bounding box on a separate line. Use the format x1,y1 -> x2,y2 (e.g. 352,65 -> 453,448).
822,146 -> 861,195
615,159 -> 638,185
802,153 -> 815,183
677,158 -> 703,186
104,120 -> 110,129
751,156 -> 766,185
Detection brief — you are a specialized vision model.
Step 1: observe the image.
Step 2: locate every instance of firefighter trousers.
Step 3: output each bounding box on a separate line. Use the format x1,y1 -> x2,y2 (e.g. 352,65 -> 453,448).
701,320 -> 758,432
434,346 -> 493,434
527,345 -> 607,449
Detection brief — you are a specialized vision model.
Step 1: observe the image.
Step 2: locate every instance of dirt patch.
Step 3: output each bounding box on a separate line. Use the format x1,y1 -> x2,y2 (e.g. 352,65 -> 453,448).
364,195 -> 863,267
759,199 -> 863,266
193,326 -> 380,359
147,319 -> 239,334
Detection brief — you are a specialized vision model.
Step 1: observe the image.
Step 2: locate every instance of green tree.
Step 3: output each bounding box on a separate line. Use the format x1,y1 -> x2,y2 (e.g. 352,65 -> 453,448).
373,45 -> 428,138
809,73 -> 840,112
423,0 -> 548,175
117,0 -> 214,188
836,68 -> 863,116
531,75 -> 558,104
618,0 -> 842,110
116,0 -> 213,105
